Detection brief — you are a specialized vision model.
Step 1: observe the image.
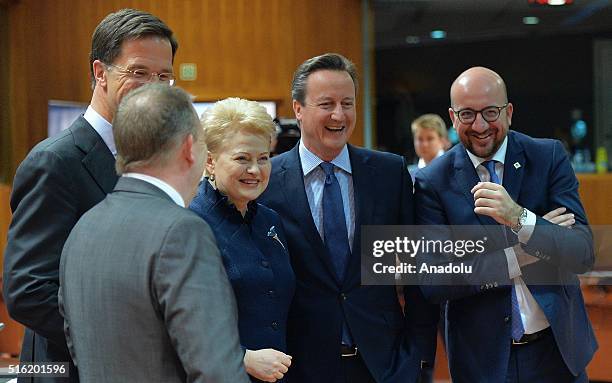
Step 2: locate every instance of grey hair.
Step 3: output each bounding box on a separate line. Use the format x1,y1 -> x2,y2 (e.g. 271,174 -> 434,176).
113,83 -> 201,174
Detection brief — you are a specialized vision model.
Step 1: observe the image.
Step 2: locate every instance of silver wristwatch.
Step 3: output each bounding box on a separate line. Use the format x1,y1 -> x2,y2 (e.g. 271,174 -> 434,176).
511,207 -> 528,235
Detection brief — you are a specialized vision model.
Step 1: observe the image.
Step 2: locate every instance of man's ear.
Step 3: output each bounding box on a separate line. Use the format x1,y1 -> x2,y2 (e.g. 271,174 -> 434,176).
293,100 -> 303,125
92,60 -> 108,89
181,134 -> 195,167
506,102 -> 514,126
448,107 -> 456,127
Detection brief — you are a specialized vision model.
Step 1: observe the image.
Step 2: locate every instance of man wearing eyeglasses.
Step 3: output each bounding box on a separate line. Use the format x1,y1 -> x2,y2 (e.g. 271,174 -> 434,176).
4,9 -> 177,382
414,66 -> 597,382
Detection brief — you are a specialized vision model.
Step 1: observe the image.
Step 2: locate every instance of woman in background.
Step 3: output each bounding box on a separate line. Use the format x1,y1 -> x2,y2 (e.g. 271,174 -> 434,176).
190,98 -> 295,383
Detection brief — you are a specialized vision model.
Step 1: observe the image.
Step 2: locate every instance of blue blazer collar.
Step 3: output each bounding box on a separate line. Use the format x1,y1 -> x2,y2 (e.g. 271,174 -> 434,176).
502,131 -> 525,203
277,146 -> 338,283
453,130 -> 525,222
276,144 -> 377,288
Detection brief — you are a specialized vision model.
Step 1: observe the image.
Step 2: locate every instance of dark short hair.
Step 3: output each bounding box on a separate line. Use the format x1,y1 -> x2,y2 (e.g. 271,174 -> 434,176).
113,83 -> 200,174
89,8 -> 178,89
291,53 -> 358,104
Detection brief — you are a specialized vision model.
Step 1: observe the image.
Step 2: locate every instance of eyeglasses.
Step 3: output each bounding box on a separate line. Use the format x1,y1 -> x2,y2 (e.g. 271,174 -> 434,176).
452,103 -> 508,124
104,62 -> 175,86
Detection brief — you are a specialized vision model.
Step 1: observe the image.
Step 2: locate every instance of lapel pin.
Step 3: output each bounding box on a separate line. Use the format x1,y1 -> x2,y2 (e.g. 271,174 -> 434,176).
513,162 -> 521,169
267,225 -> 286,251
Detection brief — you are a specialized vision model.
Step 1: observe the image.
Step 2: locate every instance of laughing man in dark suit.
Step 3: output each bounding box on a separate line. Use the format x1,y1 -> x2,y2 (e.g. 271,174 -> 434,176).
259,53 -> 438,383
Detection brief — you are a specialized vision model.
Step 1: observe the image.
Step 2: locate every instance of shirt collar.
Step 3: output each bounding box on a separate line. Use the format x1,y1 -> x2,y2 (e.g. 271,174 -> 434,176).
83,106 -> 116,156
465,135 -> 508,169
122,173 -> 185,207
299,140 -> 352,176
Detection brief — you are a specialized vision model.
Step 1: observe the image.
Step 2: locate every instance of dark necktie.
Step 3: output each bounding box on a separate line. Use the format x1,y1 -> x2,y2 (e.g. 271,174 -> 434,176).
320,162 -> 354,345
320,162 -> 351,281
482,160 -> 525,341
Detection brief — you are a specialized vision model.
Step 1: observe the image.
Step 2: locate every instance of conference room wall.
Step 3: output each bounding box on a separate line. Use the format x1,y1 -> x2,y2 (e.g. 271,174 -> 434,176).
2,0 -> 364,183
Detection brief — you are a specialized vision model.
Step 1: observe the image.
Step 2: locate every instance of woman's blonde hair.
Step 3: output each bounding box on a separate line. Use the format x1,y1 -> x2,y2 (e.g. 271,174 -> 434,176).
201,97 -> 276,155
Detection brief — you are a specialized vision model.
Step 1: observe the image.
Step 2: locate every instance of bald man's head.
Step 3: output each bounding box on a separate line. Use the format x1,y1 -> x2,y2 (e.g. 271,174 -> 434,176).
448,66 -> 513,159
450,66 -> 507,108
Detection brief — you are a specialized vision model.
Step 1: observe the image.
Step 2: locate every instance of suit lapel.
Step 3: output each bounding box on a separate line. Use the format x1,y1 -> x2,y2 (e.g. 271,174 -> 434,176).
454,145 -> 502,242
454,147 -> 487,222
503,132 -> 525,203
278,147 -> 340,283
72,116 -> 118,193
346,146 -> 377,286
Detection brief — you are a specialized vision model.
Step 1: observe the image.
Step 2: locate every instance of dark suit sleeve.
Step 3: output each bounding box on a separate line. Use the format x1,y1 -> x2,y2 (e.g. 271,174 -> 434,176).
3,150 -> 78,346
153,215 -> 249,383
399,157 -> 440,371
414,169 -> 512,303
522,140 -> 595,273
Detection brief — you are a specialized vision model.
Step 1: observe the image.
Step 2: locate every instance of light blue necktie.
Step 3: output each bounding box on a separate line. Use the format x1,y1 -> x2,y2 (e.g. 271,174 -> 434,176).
482,160 -> 525,341
320,162 -> 353,345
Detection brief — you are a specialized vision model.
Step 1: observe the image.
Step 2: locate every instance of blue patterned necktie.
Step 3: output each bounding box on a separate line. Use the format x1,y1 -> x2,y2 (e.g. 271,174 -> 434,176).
320,162 -> 351,281
320,162 -> 353,345
482,160 -> 525,341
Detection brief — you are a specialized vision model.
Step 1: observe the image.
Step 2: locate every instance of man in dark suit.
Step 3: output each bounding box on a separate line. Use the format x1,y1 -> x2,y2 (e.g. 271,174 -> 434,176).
3,9 -> 178,382
414,66 -> 597,382
59,83 -> 249,383
259,53 -> 438,383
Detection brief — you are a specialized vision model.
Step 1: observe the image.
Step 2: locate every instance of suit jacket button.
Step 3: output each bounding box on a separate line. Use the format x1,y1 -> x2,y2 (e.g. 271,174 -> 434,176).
504,316 -> 510,323
271,321 -> 279,330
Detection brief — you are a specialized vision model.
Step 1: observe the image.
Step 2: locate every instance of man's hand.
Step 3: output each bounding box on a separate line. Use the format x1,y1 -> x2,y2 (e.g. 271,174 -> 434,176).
542,207 -> 574,227
471,182 -> 522,227
244,348 -> 292,382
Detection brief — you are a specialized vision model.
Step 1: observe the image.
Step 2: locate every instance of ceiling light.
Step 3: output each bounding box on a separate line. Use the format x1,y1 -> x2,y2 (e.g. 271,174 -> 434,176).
527,0 -> 573,5
430,30 -> 446,39
523,16 -> 540,25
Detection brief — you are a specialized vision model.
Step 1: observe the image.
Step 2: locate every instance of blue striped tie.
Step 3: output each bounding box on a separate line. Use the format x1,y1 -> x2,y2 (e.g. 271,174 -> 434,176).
483,160 -> 525,341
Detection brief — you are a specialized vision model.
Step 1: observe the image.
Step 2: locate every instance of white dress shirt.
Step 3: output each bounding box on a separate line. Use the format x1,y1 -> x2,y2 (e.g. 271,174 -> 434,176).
299,140 -> 355,250
83,106 -> 116,157
466,136 -> 550,334
122,173 -> 185,207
